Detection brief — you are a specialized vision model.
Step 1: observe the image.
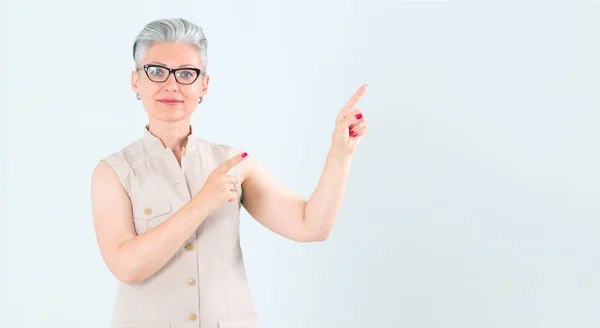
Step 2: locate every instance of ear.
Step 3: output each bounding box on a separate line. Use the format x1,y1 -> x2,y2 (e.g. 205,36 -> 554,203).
200,74 -> 210,98
131,70 -> 140,95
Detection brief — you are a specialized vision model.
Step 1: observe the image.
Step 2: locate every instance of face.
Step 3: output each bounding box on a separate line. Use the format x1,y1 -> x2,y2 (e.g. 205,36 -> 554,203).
131,42 -> 209,123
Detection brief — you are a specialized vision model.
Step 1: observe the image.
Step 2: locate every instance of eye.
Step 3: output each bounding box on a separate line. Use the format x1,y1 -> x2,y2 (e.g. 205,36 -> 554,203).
176,69 -> 198,81
149,67 -> 166,76
178,70 -> 194,77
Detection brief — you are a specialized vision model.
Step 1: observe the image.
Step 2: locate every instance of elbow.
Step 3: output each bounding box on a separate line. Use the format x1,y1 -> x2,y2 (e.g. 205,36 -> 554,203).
118,272 -> 143,285
290,229 -> 330,243
112,263 -> 145,285
314,229 -> 331,242
313,220 -> 334,241
293,216 -> 333,242
101,244 -> 147,284
303,227 -> 331,242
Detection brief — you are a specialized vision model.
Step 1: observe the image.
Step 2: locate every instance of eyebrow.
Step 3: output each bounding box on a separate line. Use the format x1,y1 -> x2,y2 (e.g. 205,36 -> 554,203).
148,62 -> 198,68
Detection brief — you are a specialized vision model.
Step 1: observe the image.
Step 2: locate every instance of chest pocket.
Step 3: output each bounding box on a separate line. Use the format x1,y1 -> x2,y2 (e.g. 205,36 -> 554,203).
132,202 -> 172,234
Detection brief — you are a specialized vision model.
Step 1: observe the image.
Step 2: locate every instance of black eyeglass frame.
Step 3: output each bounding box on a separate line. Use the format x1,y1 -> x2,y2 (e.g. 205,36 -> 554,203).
137,64 -> 205,85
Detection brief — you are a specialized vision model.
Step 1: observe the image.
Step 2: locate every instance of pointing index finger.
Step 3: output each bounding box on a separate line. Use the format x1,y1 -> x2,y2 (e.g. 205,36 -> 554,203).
218,152 -> 248,174
340,84 -> 368,114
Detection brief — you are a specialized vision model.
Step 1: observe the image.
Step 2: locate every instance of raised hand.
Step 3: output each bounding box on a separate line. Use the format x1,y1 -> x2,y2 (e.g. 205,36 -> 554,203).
331,84 -> 369,158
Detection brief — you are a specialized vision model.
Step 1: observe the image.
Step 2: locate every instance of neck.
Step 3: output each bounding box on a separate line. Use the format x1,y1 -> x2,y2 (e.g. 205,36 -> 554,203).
147,122 -> 191,151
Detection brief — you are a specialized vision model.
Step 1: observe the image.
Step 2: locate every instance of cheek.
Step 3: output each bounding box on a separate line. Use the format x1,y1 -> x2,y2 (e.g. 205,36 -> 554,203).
140,80 -> 162,95
182,85 -> 204,99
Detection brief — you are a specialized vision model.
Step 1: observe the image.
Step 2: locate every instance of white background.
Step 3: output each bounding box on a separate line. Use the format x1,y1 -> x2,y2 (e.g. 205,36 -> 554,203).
1,0 -> 600,327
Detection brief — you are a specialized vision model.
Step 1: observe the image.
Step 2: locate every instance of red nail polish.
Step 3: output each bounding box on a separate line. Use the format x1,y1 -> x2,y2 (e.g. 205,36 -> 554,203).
350,130 -> 357,137
355,113 -> 363,120
241,152 -> 248,157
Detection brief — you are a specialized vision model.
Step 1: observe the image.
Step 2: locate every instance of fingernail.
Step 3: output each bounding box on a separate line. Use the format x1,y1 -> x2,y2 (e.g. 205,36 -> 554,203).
241,152 -> 248,158
355,113 -> 363,120
350,130 -> 357,137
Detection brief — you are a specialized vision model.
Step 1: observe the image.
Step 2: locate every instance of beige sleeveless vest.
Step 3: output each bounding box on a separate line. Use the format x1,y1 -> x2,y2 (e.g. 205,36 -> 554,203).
102,126 -> 258,328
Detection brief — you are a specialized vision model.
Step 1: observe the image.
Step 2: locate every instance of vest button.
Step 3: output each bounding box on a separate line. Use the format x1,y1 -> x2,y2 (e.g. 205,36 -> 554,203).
187,278 -> 196,286
188,313 -> 198,321
143,207 -> 152,216
184,243 -> 195,251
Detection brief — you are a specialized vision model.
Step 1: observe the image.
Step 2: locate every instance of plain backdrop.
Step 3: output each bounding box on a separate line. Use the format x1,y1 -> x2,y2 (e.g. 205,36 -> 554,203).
1,0 -> 600,327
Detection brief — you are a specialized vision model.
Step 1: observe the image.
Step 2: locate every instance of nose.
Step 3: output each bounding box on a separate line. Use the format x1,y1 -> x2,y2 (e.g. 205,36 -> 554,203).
162,72 -> 180,92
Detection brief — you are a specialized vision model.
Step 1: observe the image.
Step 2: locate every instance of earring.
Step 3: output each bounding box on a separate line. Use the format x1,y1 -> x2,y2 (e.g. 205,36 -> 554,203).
136,93 -> 141,100
198,97 -> 203,104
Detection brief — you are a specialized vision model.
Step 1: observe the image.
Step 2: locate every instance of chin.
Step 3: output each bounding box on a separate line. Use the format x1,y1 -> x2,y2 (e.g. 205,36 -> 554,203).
151,108 -> 192,122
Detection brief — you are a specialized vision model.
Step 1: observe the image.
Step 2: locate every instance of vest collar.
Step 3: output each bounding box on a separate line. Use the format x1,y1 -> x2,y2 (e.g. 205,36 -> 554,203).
141,124 -> 197,157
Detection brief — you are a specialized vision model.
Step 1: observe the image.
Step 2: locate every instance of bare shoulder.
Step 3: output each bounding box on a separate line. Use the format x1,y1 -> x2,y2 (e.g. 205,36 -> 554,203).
91,159 -> 136,255
91,159 -> 117,186
91,160 -> 126,200
91,159 -> 132,221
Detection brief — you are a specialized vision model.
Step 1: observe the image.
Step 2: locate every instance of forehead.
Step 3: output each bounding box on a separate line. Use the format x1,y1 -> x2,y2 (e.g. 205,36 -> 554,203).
143,42 -> 203,69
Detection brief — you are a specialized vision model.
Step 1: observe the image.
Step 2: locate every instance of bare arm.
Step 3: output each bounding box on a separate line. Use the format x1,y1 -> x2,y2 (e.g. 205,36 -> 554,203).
91,161 -> 209,284
303,152 -> 353,239
240,151 -> 353,242
240,85 -> 369,242
91,153 -> 246,284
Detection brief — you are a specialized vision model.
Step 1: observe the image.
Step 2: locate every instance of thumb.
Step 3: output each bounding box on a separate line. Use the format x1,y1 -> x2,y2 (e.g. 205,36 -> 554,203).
335,110 -> 363,134
334,112 -> 353,134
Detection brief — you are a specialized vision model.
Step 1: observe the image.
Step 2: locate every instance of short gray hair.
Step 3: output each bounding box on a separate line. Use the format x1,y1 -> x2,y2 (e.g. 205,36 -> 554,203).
133,18 -> 208,71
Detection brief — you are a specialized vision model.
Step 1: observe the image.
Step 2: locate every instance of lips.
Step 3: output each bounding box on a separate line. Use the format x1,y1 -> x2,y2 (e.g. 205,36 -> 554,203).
158,99 -> 183,105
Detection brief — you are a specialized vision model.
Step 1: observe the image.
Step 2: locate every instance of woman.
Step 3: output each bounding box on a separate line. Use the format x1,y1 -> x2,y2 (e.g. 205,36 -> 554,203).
91,18 -> 369,328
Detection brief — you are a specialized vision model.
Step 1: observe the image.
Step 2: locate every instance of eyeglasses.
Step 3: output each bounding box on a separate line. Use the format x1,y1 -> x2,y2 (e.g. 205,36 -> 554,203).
137,64 -> 205,85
